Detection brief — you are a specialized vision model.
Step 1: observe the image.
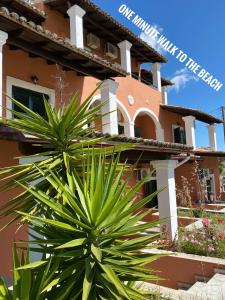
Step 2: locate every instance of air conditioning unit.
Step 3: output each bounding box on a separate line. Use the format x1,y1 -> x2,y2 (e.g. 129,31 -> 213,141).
105,42 -> 118,59
87,33 -> 100,49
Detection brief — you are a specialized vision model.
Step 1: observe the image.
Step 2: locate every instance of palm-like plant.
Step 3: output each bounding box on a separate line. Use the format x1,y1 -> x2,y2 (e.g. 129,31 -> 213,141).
0,90 -> 163,299
17,152 -> 161,299
0,245 -> 58,300
0,91 -> 128,226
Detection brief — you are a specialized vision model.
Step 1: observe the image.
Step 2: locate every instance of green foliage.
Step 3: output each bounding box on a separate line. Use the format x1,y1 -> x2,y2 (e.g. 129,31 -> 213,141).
177,217 -> 225,258
0,245 -> 58,300
16,152 -> 161,299
0,91 -> 163,299
0,92 -> 129,227
192,208 -> 203,218
219,158 -> 225,175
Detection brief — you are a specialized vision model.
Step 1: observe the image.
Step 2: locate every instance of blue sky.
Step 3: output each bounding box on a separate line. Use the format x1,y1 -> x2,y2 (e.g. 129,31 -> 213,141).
92,0 -> 225,150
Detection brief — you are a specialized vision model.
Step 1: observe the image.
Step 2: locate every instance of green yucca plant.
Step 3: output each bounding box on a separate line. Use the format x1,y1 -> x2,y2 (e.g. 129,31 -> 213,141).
0,245 -> 58,300
0,90 -> 163,299
0,91 -> 129,227
16,151 -> 161,299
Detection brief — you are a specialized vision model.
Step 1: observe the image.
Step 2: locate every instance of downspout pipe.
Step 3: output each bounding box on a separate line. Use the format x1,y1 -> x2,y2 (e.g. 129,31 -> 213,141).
175,154 -> 193,169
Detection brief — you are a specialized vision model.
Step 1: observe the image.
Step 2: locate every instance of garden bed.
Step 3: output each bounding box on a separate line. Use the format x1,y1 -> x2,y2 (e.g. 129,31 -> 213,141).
178,207 -> 225,220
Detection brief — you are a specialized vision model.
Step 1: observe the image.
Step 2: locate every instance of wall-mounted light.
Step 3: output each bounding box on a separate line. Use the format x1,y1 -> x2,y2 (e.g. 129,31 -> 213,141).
31,75 -> 39,85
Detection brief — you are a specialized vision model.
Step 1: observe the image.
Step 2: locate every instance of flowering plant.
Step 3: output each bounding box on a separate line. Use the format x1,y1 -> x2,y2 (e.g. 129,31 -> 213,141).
176,217 -> 225,258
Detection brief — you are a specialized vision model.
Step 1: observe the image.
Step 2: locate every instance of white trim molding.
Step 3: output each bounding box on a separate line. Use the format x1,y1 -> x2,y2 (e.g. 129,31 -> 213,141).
6,76 -> 55,119
132,107 -> 164,141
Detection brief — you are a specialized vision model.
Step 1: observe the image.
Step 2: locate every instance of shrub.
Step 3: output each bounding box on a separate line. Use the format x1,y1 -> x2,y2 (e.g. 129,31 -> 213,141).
177,218 -> 225,258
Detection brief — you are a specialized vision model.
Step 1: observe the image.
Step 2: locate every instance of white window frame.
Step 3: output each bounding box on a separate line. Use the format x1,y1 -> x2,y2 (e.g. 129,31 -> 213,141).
6,76 -> 55,119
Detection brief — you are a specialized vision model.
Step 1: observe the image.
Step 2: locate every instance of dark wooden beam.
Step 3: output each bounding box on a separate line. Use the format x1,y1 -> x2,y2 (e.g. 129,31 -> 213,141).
29,53 -> 39,58
9,45 -> 20,50
62,66 -> 71,71
34,41 -> 50,48
71,59 -> 89,64
9,28 -> 24,38
7,37 -> 110,79
54,50 -> 71,56
47,60 -> 55,65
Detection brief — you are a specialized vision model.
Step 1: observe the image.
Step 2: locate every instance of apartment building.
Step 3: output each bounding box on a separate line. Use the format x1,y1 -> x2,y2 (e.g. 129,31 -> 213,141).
0,0 -> 224,279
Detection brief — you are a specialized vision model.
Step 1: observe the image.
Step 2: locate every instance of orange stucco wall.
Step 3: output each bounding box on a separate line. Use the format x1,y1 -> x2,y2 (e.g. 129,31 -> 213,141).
160,110 -> 185,142
2,46 -> 87,115
0,141 -> 27,279
175,157 -> 222,204
200,156 -> 221,198
150,255 -> 225,289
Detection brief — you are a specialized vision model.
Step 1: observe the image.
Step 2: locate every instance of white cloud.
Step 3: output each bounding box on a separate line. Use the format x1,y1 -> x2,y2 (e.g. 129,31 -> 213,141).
169,68 -> 199,93
140,25 -> 165,54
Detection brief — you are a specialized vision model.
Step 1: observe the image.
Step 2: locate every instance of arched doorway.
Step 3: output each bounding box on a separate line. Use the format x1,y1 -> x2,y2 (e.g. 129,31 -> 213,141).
133,108 -> 164,141
134,113 -> 156,139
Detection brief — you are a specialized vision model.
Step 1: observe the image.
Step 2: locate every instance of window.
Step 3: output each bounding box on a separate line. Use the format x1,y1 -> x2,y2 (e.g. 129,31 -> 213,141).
6,76 -> 55,119
173,125 -> 186,144
12,86 -> 49,119
118,124 -> 124,135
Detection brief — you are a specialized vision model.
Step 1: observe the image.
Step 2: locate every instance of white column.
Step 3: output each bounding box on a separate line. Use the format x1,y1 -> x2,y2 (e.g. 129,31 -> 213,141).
124,121 -> 135,137
152,160 -> 178,240
182,116 -> 196,149
162,86 -> 168,104
156,127 -> 165,141
208,124 -> 217,151
98,79 -> 119,135
0,31 -> 8,118
67,5 -> 86,48
152,62 -> 162,92
117,40 -> 132,74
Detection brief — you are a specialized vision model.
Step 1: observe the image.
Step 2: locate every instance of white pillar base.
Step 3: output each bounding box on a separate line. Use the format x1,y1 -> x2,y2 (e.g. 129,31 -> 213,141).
98,79 -> 119,135
152,160 -> 178,240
